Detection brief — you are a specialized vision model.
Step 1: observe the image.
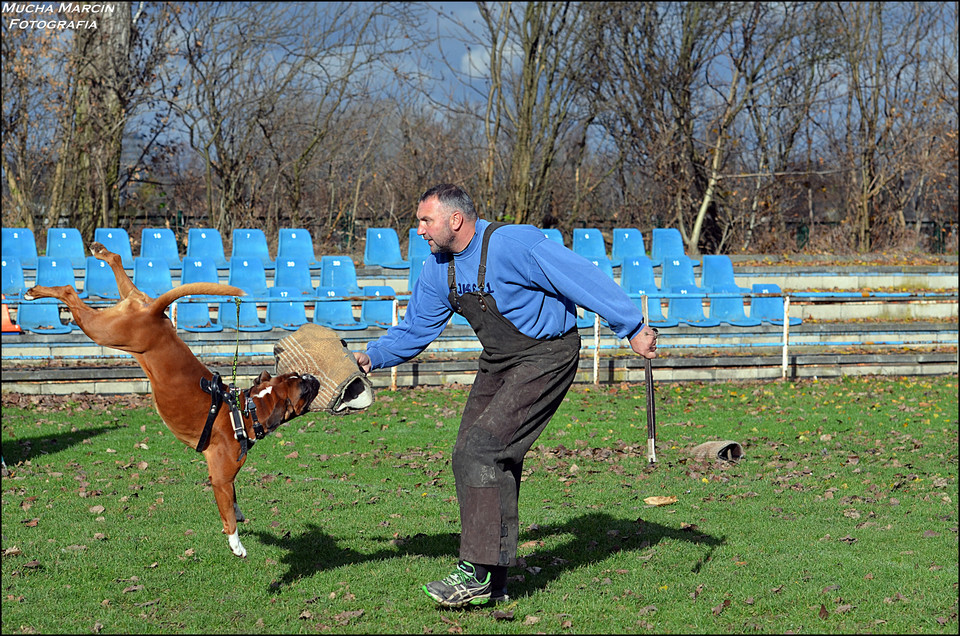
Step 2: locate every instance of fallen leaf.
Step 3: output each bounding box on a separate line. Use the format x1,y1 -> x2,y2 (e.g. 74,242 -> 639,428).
644,495 -> 678,506
690,584 -> 705,600
89,505 -> 105,514
836,604 -> 854,614
122,585 -> 144,593
712,599 -> 731,616
491,609 -> 514,621
819,603 -> 829,620
3,546 -> 23,558
524,615 -> 541,625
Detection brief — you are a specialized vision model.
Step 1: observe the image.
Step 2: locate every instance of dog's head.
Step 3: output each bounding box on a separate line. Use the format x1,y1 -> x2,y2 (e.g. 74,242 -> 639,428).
246,370 -> 321,432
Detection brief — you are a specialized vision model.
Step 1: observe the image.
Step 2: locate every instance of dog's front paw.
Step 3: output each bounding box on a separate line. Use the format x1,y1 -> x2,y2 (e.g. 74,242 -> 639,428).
227,531 -> 247,558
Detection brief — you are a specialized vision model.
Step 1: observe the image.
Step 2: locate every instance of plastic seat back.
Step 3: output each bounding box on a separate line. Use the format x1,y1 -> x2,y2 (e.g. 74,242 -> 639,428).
360,285 -> 396,328
45,228 -> 86,269
619,256 -> 657,294
219,295 -> 272,332
274,257 -> 315,296
750,283 -> 802,326
231,228 -> 274,269
186,228 -> 228,269
651,228 -> 699,266
667,284 -> 720,327
181,257 -> 220,285
140,228 -> 181,269
319,255 -> 360,293
572,228 -> 609,262
628,291 -> 679,328
611,228 -> 646,267
3,228 -> 38,269
2,256 -> 26,298
365,228 -> 410,269
133,257 -> 174,298
266,286 -> 307,331
35,257 -> 81,292
701,255 -> 748,292
540,228 -> 565,246
82,256 -> 120,299
94,228 -> 134,269
660,256 -> 698,291
314,286 -> 368,330
277,229 -> 319,267
709,284 -> 761,326
228,257 -> 268,295
407,228 -> 432,263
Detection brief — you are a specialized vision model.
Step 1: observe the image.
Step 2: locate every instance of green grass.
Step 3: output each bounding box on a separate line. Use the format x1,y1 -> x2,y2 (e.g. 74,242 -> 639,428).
2,375 -> 957,634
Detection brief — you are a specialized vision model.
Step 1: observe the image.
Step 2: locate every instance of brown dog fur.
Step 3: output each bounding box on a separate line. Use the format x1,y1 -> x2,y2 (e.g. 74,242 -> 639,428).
24,242 -> 320,557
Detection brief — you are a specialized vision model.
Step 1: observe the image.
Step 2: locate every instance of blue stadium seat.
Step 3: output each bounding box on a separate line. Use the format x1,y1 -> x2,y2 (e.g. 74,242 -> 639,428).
660,256 -> 699,292
186,228 -> 229,269
133,257 -> 174,298
177,257 -> 224,332
16,298 -> 73,334
82,256 -> 120,299
2,256 -> 25,298
407,228 -> 432,263
140,228 -> 182,270
611,228 -> 646,267
274,257 -> 315,296
45,228 -> 86,269
451,311 -> 471,327
666,285 -> 721,327
708,284 -> 761,327
572,228 -> 610,268
314,286 -> 368,331
365,228 -> 410,269
319,255 -> 361,294
3,228 -> 38,269
360,285 -> 396,329
701,255 -> 750,292
408,254 -> 429,290
619,256 -> 658,295
266,286 -> 308,331
219,295 -> 272,332
650,228 -> 698,267
577,257 -> 614,329
35,257 -> 81,293
751,283 -> 802,326
628,291 -> 679,329
228,258 -> 268,295
94,228 -> 134,269
540,228 -> 565,246
277,228 -> 320,267
232,228 -> 274,270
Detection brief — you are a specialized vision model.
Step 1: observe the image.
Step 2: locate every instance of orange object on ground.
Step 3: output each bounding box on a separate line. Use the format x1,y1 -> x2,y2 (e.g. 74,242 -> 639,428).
1,295 -> 22,333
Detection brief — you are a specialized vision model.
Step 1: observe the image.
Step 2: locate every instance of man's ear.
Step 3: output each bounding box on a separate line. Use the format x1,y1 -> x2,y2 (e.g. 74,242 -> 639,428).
449,209 -> 463,231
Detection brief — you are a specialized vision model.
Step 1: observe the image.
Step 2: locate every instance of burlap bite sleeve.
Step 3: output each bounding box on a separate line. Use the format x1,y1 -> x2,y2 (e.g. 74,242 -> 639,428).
274,324 -> 374,414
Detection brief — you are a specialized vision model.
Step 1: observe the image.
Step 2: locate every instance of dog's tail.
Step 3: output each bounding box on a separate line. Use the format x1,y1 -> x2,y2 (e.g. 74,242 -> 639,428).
150,283 -> 245,315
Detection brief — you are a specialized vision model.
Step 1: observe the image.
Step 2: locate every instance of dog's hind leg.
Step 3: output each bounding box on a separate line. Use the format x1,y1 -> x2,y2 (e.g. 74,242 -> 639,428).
91,242 -> 143,300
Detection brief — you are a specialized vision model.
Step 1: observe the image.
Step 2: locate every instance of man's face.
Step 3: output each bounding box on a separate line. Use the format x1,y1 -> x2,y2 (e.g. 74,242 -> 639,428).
416,196 -> 456,253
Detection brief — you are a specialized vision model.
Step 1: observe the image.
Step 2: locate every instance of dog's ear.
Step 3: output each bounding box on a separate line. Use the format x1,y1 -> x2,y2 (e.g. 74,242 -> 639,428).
256,370 -> 272,384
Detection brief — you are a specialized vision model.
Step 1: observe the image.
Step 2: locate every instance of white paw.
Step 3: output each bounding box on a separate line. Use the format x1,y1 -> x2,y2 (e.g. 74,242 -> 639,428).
227,531 -> 247,558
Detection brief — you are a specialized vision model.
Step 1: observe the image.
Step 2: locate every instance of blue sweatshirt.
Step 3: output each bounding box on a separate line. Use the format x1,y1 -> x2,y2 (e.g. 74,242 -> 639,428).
365,219 -> 645,369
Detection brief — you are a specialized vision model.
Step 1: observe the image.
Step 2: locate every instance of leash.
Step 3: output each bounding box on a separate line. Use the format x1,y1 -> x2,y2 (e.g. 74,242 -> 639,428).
231,297 -> 241,389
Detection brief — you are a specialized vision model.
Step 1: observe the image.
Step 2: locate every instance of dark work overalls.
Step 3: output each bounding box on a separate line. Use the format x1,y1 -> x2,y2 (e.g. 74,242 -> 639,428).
447,222 -> 581,567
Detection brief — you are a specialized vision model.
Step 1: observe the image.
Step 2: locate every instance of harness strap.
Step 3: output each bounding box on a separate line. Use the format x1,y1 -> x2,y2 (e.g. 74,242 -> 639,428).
197,373 -> 225,453
198,372 -> 257,462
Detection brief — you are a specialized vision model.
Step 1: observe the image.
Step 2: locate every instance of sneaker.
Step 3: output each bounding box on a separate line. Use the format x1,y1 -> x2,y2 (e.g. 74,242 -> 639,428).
422,561 -> 492,608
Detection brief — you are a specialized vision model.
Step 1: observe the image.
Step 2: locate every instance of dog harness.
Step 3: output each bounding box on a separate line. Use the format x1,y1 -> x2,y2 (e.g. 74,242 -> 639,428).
198,372 -> 267,461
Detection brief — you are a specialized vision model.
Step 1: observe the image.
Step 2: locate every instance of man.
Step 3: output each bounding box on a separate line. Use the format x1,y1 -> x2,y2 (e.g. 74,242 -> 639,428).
353,184 -> 658,608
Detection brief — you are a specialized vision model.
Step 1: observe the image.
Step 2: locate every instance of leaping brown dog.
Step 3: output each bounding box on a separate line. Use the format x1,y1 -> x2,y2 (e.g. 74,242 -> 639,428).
23,242 -> 321,558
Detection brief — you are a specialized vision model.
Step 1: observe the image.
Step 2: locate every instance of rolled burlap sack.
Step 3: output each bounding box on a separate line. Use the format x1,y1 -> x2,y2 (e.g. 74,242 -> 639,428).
274,324 -> 374,415
689,440 -> 744,463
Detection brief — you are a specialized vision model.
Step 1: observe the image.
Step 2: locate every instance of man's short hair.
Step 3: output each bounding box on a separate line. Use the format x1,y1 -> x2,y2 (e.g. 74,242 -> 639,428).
419,184 -> 478,220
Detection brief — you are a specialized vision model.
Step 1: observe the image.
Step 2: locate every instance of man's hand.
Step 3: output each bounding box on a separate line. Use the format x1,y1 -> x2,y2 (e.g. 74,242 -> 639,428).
630,324 -> 659,360
353,351 -> 372,373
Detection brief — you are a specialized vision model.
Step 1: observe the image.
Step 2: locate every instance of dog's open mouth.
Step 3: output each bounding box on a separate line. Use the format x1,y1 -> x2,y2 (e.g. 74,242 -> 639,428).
298,374 -> 322,413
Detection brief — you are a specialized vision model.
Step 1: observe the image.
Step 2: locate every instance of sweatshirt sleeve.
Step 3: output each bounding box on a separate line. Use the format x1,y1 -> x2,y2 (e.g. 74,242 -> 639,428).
364,268 -> 452,370
526,239 -> 645,341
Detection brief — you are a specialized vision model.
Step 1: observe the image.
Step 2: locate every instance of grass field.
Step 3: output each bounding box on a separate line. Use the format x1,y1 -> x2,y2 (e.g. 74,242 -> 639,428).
2,375 -> 957,634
